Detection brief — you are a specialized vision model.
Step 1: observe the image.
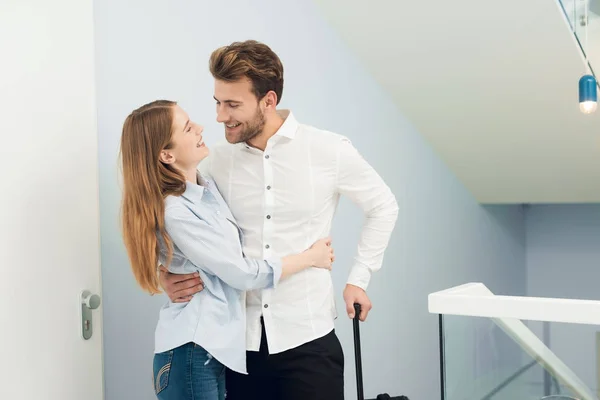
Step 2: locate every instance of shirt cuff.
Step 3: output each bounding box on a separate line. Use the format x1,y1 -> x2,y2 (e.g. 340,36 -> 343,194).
346,264 -> 372,291
266,257 -> 283,288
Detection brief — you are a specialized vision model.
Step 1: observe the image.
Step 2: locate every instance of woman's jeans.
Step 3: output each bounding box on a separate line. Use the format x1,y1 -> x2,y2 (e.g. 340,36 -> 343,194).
153,342 -> 226,400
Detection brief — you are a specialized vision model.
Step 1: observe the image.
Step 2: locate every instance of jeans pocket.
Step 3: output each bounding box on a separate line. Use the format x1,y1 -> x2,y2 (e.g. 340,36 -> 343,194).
153,350 -> 174,395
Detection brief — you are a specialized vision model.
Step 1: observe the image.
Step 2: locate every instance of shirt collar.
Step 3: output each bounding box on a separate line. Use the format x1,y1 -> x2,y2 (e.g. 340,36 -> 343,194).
273,110 -> 298,140
181,173 -> 209,203
238,109 -> 298,151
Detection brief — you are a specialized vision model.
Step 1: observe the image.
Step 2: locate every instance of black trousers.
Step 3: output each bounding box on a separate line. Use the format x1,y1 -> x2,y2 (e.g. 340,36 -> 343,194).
226,319 -> 345,400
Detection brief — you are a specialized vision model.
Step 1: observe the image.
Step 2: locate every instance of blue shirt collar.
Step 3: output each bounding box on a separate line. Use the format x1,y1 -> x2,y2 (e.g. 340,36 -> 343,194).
181,173 -> 209,203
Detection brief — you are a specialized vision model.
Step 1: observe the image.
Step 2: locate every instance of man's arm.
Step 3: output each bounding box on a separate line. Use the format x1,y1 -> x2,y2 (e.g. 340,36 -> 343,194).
159,266 -> 203,303
335,137 -> 399,321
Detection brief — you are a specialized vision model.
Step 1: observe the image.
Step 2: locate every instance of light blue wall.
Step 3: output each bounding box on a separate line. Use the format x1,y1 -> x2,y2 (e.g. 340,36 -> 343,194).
526,204 -> 600,393
93,1 -> 527,398
527,204 -> 600,302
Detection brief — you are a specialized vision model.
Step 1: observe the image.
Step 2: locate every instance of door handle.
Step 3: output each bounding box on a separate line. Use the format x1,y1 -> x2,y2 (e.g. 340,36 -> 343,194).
81,290 -> 101,340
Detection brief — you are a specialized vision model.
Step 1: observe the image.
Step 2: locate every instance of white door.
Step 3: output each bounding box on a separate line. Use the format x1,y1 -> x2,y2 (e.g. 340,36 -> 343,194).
0,1 -> 104,399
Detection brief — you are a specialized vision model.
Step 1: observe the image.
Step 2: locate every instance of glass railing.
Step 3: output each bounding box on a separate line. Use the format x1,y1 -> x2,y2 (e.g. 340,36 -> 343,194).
429,283 -> 600,400
556,0 -> 600,78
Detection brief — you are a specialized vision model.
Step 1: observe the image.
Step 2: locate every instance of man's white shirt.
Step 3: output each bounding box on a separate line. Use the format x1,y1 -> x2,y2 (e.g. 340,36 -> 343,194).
201,110 -> 398,354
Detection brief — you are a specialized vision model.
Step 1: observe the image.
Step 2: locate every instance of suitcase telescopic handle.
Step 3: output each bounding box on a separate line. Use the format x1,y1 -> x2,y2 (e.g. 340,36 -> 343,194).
353,303 -> 364,400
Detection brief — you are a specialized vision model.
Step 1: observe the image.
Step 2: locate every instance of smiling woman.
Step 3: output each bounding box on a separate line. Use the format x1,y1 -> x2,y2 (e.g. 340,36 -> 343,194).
159,105 -> 209,184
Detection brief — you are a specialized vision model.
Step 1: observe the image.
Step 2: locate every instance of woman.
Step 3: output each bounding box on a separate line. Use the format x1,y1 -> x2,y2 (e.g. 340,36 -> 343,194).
119,99 -> 335,400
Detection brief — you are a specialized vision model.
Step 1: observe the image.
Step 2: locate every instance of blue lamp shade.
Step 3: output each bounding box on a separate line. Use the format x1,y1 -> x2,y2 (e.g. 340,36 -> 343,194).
579,74 -> 598,114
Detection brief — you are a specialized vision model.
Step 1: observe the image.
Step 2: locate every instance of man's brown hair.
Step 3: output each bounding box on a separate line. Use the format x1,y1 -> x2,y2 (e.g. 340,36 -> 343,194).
209,40 -> 284,104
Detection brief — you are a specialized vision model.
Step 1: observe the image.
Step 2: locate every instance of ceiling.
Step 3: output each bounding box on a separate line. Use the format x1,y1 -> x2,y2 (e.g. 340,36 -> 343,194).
312,0 -> 600,204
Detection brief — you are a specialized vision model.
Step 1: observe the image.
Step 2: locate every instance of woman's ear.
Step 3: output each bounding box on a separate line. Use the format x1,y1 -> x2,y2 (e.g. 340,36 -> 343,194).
159,150 -> 175,165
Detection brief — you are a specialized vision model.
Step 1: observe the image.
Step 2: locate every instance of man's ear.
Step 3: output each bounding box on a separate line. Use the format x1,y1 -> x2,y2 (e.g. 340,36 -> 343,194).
263,91 -> 278,110
159,149 -> 175,165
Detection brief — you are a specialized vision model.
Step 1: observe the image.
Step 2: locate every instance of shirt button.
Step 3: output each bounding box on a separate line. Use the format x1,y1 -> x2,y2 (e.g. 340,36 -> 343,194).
264,304 -> 269,308
266,185 -> 271,190
216,211 -> 221,215
265,155 -> 270,159
265,244 -> 270,249
266,215 -> 271,219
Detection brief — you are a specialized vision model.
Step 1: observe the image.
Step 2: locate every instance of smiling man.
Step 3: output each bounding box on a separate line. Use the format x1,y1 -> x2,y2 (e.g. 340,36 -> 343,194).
159,40 -> 399,400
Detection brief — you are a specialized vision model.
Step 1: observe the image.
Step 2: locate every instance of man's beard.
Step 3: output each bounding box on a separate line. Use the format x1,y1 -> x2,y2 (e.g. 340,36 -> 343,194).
229,107 -> 265,144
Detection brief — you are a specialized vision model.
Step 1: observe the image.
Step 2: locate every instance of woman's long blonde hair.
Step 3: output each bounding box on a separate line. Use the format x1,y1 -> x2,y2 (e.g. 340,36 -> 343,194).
119,100 -> 186,294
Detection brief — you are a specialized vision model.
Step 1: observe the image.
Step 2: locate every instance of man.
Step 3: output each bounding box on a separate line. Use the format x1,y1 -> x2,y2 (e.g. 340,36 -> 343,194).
159,40 -> 398,399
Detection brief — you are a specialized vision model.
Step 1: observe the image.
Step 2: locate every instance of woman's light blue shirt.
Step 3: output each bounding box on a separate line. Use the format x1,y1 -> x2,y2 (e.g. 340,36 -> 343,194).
155,176 -> 282,374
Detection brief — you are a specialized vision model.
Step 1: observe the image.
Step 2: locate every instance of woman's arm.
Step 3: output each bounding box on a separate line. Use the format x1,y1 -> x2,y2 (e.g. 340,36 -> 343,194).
280,239 -> 333,280
164,205 -> 332,291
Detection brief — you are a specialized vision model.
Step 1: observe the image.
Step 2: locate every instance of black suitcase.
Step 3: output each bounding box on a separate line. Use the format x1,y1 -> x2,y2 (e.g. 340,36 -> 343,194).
352,303 -> 410,400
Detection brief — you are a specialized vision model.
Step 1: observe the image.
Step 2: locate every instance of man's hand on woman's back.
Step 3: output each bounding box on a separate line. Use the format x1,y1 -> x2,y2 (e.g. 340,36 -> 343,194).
158,265 -> 204,302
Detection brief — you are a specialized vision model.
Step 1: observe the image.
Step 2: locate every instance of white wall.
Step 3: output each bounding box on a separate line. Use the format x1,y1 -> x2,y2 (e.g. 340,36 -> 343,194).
526,204 -> 600,395
93,1 -> 527,398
